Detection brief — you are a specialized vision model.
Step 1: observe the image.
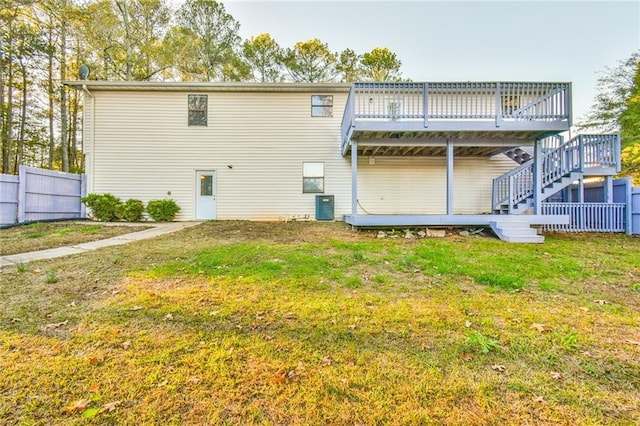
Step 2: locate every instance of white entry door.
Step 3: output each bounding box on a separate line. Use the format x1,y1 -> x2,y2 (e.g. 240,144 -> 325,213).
196,170 -> 216,220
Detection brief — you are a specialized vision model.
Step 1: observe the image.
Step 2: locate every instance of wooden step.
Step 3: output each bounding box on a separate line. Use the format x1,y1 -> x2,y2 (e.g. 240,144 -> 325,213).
489,220 -> 545,243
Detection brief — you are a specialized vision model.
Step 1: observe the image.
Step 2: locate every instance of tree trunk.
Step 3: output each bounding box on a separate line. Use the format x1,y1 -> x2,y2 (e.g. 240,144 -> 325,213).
3,49 -> 14,174
116,0 -> 133,79
16,58 -> 27,173
60,6 -> 68,173
48,31 -> 55,169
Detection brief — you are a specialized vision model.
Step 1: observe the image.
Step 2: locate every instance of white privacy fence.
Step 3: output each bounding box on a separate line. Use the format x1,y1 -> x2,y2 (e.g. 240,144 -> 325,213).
0,166 -> 86,225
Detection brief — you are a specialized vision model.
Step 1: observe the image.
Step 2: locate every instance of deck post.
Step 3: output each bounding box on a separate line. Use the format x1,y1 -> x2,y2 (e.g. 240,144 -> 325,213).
446,139 -> 454,215
624,177 -> 632,235
604,176 -> 613,203
577,178 -> 584,203
423,83 -> 428,128
494,82 -> 501,128
351,142 -> 358,217
533,139 -> 542,214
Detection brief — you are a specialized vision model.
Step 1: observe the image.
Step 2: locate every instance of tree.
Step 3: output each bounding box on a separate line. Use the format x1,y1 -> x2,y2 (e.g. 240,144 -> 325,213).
619,59 -> 640,183
114,0 -> 171,80
174,0 -> 242,81
336,48 -> 361,83
242,33 -> 284,83
360,47 -> 402,82
581,51 -> 640,184
283,38 -> 336,83
581,51 -> 639,132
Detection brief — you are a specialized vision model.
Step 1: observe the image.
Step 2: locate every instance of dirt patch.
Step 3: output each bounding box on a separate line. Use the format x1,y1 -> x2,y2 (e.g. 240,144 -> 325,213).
181,220 -> 368,244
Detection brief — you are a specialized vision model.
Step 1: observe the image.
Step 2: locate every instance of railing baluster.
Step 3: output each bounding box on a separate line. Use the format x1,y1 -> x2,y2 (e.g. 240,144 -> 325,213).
541,203 -> 626,232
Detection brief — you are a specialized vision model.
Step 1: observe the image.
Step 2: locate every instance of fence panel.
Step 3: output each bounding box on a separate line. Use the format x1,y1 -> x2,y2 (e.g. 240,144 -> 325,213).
633,187 -> 640,235
541,202 -> 626,232
18,166 -> 86,222
0,174 -> 19,225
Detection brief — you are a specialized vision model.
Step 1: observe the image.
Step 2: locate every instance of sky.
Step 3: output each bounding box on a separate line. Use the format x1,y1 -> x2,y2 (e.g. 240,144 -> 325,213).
173,0 -> 640,123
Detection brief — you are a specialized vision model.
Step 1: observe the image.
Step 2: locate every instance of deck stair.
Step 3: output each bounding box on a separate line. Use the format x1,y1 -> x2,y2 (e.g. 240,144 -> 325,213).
490,134 -> 620,242
489,219 -> 544,243
492,134 -> 619,216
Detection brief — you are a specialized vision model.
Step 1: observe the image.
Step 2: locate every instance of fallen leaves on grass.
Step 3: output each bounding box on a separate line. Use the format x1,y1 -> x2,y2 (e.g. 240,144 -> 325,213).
88,354 -> 105,364
594,299 -> 607,305
99,400 -> 123,413
550,372 -> 562,380
625,339 -> 640,346
41,320 -> 68,332
491,364 -> 506,372
63,398 -> 90,414
530,323 -> 548,333
460,353 -> 473,362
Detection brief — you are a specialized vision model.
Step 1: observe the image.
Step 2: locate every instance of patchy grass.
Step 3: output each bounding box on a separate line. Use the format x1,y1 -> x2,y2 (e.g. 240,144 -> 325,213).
0,221 -> 151,256
0,221 -> 639,424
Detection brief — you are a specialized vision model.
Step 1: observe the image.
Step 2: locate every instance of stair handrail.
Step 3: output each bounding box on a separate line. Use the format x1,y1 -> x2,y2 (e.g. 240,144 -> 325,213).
580,134 -> 620,171
541,136 -> 582,187
511,86 -> 567,120
492,159 -> 534,212
493,133 -> 620,213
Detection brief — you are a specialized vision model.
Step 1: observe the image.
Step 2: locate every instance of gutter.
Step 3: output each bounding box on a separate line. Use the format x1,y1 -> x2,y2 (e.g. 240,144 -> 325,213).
63,80 -> 352,93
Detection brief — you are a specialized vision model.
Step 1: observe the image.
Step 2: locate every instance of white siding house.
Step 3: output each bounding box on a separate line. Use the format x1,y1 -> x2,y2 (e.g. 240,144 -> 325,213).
69,82 -> 517,222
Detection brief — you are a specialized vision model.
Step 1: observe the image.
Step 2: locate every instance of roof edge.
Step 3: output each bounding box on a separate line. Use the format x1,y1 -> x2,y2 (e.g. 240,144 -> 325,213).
63,80 -> 352,92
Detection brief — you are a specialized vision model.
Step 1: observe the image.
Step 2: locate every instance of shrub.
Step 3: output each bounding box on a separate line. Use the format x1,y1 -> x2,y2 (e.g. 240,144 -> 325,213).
118,199 -> 145,222
147,199 -> 180,222
81,193 -> 122,222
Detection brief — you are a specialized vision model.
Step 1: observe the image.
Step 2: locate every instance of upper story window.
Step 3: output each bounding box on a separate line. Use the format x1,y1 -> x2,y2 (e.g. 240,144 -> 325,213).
311,95 -> 333,117
188,94 -> 208,126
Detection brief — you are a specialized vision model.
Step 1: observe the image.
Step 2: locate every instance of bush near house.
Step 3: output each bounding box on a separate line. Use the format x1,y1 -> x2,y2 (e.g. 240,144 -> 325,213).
82,194 -> 148,222
146,199 -> 180,222
81,193 -> 122,222
117,199 -> 145,222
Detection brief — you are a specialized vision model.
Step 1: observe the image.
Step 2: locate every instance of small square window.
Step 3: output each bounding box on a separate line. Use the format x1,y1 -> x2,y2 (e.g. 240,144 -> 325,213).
303,162 -> 324,193
311,95 -> 333,117
188,94 -> 208,126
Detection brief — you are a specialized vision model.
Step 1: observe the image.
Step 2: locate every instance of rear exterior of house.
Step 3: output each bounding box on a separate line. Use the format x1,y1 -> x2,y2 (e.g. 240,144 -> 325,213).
68,81 -> 629,242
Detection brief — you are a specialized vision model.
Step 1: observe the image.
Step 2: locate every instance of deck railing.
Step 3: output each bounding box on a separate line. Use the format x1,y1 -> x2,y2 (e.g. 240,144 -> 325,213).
492,134 -> 621,212
541,203 -> 626,232
341,81 -> 572,154
348,81 -> 571,121
581,134 -> 620,170
492,161 -> 534,213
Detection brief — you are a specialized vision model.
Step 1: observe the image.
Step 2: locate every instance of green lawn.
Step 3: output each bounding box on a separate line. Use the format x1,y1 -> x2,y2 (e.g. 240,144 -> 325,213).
1,222 -> 639,424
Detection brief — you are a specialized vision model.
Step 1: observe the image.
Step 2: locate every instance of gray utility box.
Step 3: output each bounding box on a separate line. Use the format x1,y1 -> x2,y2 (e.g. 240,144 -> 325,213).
315,195 -> 334,221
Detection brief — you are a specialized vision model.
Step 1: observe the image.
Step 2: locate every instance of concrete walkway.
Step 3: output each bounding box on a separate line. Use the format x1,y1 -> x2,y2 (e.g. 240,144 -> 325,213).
0,222 -> 201,267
